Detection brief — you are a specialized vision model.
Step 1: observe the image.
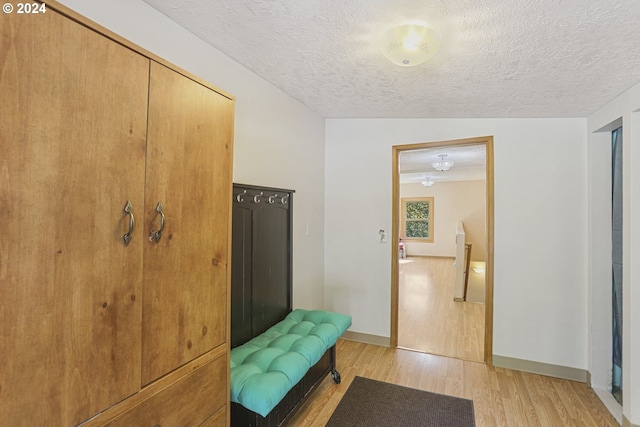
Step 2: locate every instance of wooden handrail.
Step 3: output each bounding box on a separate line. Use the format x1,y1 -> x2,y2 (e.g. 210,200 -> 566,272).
463,243 -> 472,301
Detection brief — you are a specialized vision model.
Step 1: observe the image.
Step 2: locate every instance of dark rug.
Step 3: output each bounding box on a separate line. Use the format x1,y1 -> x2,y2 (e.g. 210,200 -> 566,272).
326,376 -> 475,427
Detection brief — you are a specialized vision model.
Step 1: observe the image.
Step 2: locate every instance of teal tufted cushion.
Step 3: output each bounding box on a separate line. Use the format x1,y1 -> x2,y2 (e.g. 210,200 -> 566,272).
230,309 -> 352,417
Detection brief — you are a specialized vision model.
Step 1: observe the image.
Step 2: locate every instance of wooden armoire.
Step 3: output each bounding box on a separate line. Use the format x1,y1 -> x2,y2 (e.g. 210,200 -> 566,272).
0,2 -> 234,426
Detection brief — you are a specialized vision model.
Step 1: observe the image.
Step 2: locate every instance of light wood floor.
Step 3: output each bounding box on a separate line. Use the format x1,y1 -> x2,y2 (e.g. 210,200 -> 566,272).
398,256 -> 485,362
287,339 -> 619,427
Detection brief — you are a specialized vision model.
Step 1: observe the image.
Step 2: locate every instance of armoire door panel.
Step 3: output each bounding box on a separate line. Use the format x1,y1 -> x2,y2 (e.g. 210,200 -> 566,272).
0,8 -> 148,427
142,61 -> 234,384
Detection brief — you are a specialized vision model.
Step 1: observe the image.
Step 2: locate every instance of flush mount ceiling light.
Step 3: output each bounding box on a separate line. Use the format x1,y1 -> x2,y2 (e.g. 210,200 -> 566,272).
432,154 -> 454,171
421,177 -> 434,187
380,24 -> 439,67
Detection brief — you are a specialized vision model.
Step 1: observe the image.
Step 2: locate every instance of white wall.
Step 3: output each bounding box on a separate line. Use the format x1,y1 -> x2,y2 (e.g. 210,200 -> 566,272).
324,118 -> 589,371
400,181 -> 486,261
588,81 -> 640,426
57,0 -> 327,310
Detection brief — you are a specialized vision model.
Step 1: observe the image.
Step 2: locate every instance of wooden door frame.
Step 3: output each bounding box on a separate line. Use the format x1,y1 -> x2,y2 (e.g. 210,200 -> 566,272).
391,136 -> 495,365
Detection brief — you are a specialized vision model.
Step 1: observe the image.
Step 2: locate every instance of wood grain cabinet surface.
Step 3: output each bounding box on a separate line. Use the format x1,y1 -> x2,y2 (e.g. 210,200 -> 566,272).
103,354 -> 227,427
0,2 -> 234,426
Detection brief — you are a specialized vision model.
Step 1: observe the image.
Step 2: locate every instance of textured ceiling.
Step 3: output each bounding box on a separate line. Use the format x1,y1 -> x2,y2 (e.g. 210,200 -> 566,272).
142,0 -> 640,118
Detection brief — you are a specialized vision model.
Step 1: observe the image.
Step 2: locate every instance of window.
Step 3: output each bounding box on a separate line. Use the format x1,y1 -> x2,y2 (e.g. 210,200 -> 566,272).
401,197 -> 434,242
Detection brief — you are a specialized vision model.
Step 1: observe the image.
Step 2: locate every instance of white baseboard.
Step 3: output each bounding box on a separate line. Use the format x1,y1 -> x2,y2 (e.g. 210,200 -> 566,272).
492,355 -> 588,382
341,331 -> 390,347
592,387 -> 622,425
623,414 -> 639,427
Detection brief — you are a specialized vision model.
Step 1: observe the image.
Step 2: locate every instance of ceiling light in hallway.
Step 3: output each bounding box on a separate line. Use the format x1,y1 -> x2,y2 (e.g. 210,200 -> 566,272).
432,154 -> 454,171
421,177 -> 435,186
380,24 -> 439,67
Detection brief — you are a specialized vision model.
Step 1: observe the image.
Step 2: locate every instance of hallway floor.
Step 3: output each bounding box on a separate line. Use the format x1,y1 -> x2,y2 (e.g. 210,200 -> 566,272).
398,256 -> 485,362
288,339 -> 618,427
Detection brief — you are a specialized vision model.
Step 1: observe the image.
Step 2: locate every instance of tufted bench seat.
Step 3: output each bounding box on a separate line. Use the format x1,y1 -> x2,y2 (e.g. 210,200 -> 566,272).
230,309 -> 352,420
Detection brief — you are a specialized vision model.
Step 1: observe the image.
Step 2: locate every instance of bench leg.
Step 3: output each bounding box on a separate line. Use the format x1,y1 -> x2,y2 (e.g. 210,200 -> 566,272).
330,344 -> 341,384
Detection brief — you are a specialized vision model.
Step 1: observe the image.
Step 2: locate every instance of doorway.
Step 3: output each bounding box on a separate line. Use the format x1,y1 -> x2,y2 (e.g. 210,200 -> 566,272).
391,136 -> 494,365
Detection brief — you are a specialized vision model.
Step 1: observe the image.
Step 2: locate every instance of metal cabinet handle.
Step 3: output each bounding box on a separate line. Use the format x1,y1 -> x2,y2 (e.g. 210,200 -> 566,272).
149,202 -> 165,242
123,200 -> 135,246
